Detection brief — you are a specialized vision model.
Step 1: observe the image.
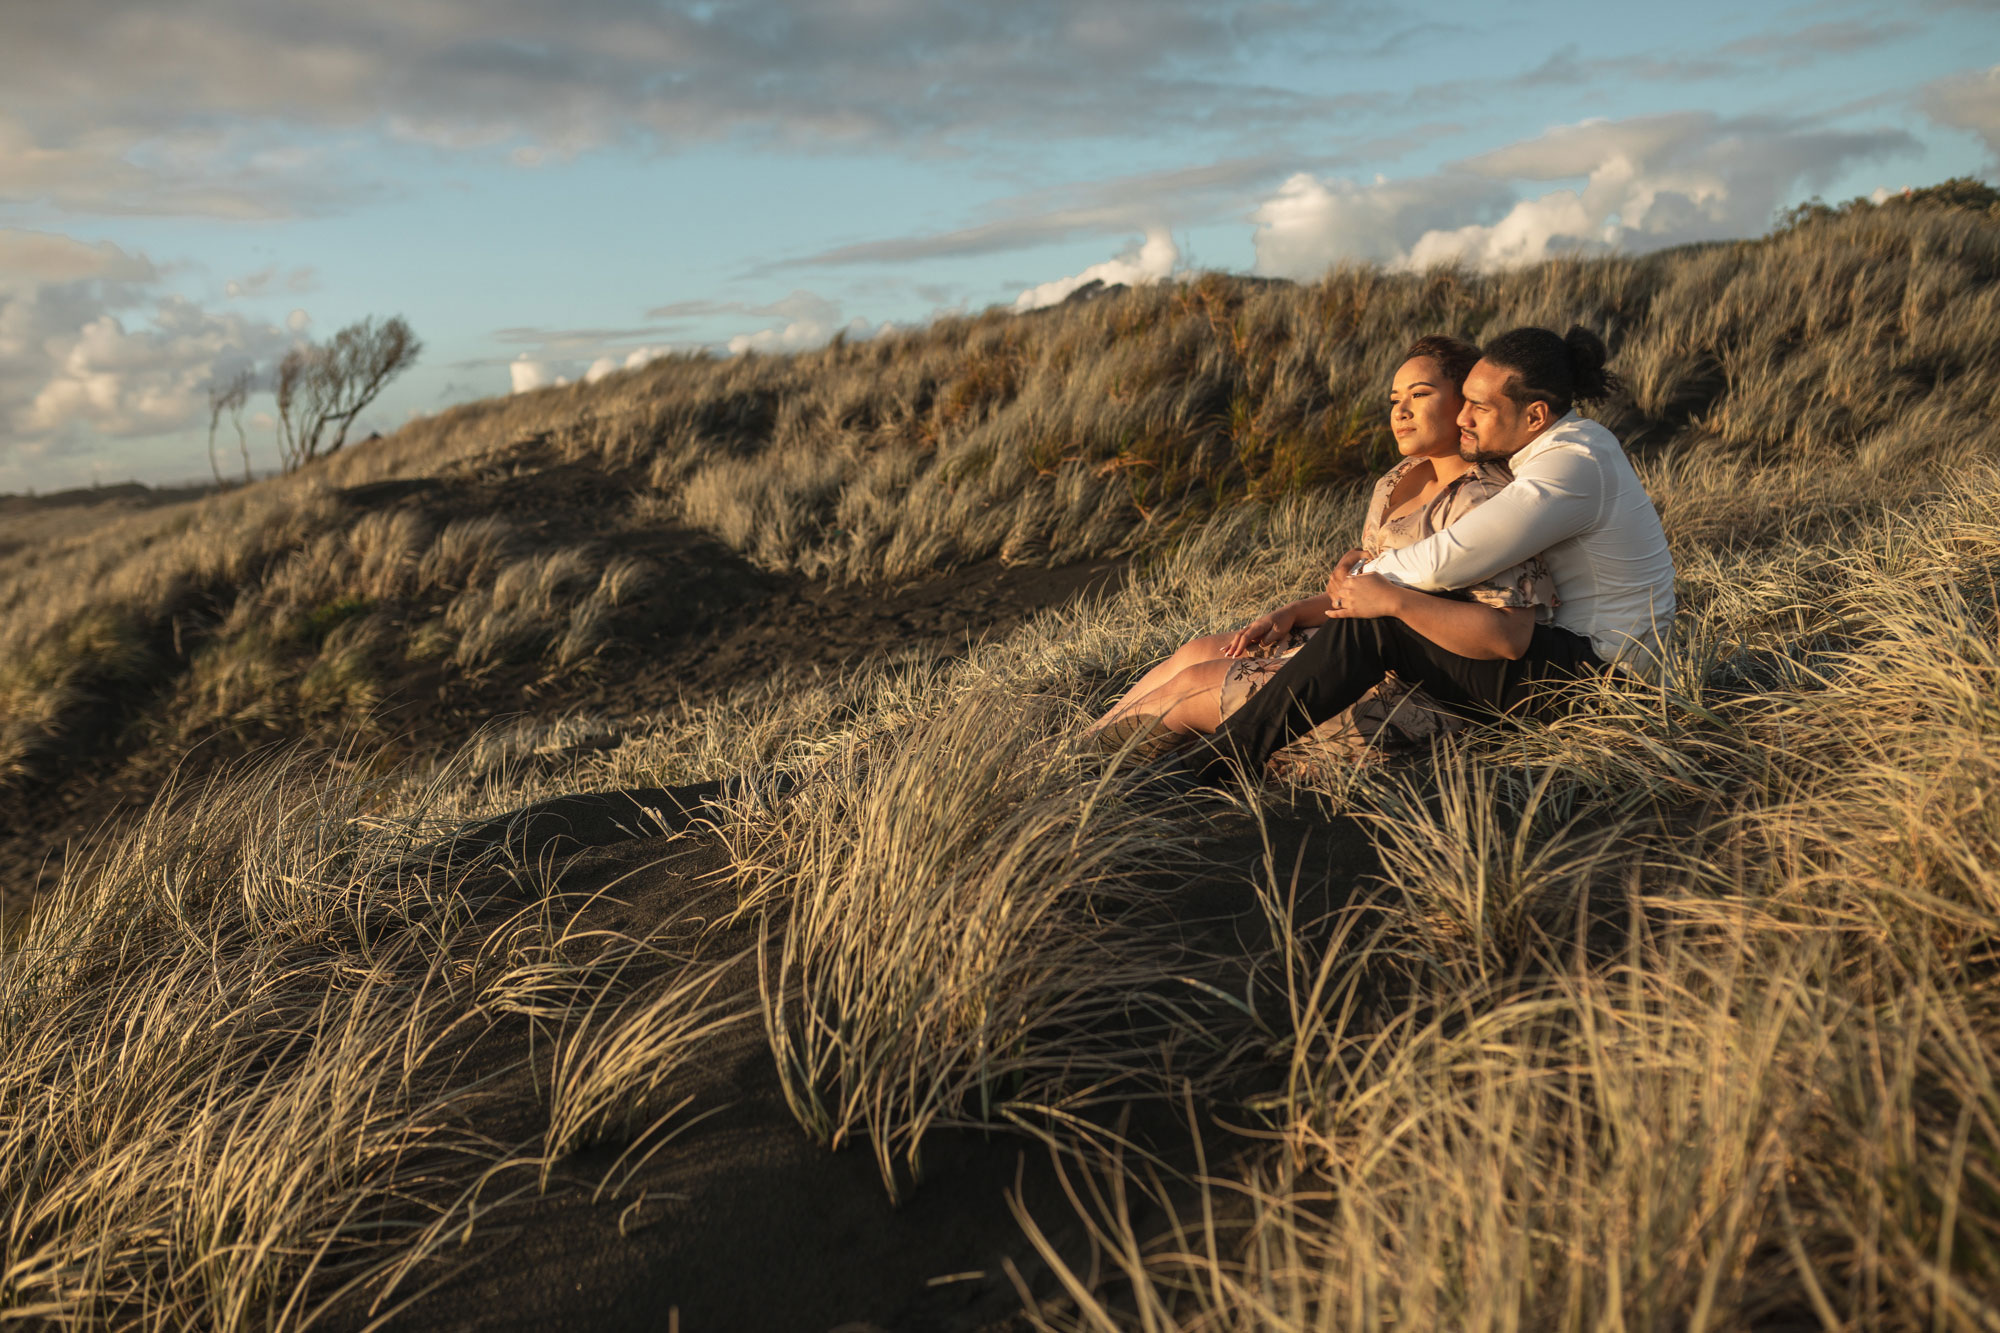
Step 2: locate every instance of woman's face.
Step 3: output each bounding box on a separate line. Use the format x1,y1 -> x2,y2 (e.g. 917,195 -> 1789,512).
1388,356 -> 1465,459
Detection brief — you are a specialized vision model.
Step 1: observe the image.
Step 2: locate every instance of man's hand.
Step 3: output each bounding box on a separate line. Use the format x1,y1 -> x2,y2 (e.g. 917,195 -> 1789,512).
1325,549 -> 1407,620
1224,605 -> 1297,657
1321,549 -> 1365,606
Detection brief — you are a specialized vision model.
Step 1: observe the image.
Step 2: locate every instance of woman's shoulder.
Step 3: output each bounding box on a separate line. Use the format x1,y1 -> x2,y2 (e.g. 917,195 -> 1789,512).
1373,456 -> 1423,490
1373,455 -> 1429,496
1364,457 -> 1419,511
1431,460 -> 1516,529
1452,460 -> 1516,499
1361,459 -> 1423,549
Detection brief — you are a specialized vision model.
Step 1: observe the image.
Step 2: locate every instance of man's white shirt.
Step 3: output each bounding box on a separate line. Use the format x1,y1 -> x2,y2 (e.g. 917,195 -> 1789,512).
1362,413 -> 1676,674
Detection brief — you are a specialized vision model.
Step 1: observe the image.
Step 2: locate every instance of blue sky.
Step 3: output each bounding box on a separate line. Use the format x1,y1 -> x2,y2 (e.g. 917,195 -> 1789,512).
1,0 -> 1995,493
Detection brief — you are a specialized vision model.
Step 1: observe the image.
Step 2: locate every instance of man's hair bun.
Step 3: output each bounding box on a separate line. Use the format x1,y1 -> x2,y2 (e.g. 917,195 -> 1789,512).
1483,323 -> 1623,416
1561,325 -> 1618,403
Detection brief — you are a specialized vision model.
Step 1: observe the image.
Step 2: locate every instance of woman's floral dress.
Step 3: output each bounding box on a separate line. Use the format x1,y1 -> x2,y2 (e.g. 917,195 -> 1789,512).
1217,457 -> 1557,770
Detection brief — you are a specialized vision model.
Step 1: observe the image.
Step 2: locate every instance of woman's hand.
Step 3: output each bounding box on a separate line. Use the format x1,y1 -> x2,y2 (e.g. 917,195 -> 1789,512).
1224,605 -> 1297,657
1324,550 -> 1408,620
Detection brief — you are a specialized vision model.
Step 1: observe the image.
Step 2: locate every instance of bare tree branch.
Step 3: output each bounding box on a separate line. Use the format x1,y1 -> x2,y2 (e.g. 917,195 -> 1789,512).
207,368 -> 253,488
274,316 -> 423,472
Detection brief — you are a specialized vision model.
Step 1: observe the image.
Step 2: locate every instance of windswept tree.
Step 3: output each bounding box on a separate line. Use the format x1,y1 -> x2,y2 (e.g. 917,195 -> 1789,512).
275,315 -> 422,472
206,367 -> 255,486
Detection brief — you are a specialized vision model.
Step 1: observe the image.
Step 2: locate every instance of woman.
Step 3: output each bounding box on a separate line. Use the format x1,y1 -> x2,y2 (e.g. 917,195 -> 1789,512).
1088,334 -> 1555,766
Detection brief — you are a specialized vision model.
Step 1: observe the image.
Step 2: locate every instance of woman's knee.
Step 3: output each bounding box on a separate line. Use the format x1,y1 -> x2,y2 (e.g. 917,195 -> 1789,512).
1171,632 -> 1235,667
1161,658 -> 1232,730
1140,657 -> 1227,709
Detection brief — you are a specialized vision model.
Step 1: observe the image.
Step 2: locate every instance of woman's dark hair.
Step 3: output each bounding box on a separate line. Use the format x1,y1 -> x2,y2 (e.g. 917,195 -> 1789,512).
1481,325 -> 1622,418
1400,334 -> 1482,390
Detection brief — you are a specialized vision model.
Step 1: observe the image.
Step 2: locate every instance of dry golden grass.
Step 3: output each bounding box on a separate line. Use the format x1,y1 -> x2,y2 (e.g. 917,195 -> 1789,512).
1007,466 -> 2000,1332
6,198 -> 2000,1327
8,202 -> 1997,786
720,692 -> 1198,1201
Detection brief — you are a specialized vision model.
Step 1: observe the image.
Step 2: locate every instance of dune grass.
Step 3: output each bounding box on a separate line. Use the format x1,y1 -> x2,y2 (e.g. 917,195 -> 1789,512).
5,196 -> 2000,1326
722,692 -> 1202,1201
1009,468 -> 2000,1331
6,199 -> 1997,789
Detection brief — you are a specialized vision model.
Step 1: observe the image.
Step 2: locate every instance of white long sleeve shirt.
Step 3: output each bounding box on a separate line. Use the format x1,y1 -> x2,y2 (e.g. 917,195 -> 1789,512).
1363,412 -> 1676,673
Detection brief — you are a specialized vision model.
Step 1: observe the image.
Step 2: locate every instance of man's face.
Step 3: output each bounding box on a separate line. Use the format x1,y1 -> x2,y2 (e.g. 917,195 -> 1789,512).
1457,359 -> 1546,462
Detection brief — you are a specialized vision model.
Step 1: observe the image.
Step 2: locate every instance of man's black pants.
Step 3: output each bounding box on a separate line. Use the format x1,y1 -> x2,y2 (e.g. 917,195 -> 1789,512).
1196,618 -> 1603,781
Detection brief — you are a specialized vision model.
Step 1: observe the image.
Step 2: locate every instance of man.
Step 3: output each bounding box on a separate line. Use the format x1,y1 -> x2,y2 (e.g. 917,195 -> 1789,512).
1174,324 -> 1676,786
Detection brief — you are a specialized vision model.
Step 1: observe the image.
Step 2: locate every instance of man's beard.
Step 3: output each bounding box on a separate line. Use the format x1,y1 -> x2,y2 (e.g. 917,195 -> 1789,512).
1459,439 -> 1512,464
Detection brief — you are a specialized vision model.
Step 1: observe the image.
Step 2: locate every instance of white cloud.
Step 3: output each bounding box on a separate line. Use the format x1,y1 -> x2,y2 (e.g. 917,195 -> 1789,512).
1251,113 -> 1917,277
776,151 -> 1327,273
0,112 -> 354,219
581,345 -> 670,383
225,264 -> 316,299
509,353 -> 567,394
14,300 -> 291,441
1250,174 -> 1512,276
580,344 -> 672,382
0,230 -> 292,462
1921,64 -> 2000,163
725,291 -> 868,355
2,1 -> 1362,219
0,229 -> 159,289
1013,228 -> 1181,311
1404,191 -> 1611,271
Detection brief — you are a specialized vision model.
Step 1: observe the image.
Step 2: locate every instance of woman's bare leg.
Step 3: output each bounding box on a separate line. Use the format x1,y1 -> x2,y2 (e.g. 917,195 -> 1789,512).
1090,633 -> 1237,732
1101,657 -> 1235,736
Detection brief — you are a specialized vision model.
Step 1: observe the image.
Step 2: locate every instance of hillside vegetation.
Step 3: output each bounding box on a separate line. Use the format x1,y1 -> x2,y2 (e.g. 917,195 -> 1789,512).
7,192 -> 1996,799
3,195 -> 2000,1328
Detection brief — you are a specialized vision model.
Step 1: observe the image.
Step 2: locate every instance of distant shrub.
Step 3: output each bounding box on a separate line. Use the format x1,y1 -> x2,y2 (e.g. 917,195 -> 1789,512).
1774,174 -> 2000,232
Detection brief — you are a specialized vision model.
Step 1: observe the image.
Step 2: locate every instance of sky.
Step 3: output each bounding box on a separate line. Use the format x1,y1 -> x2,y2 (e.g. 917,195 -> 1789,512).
1,0 -> 1996,494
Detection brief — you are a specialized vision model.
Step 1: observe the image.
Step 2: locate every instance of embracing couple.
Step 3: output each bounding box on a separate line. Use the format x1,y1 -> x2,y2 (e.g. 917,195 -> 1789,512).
1089,324 -> 1676,788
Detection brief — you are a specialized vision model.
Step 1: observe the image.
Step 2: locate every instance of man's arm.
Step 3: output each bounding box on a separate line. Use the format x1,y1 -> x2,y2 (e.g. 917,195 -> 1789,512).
1323,553 -> 1537,660
1383,592 -> 1536,660
1365,451 -> 1601,592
